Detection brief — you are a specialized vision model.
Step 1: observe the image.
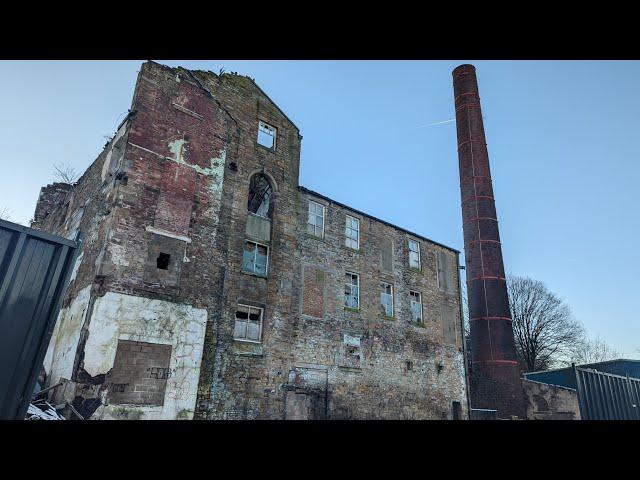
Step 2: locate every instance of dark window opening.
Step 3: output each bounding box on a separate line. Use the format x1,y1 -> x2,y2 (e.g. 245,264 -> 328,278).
347,346 -> 360,361
247,173 -> 273,218
452,401 -> 462,420
405,361 -> 413,372
157,253 -> 171,270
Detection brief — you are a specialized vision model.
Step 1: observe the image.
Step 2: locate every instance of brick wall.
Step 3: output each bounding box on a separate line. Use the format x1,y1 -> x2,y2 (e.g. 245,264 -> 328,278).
105,340 -> 172,406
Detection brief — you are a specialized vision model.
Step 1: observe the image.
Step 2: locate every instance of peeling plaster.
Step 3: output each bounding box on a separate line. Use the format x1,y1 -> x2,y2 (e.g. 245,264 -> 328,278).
82,292 -> 207,420
166,138 -> 227,181
43,285 -> 91,384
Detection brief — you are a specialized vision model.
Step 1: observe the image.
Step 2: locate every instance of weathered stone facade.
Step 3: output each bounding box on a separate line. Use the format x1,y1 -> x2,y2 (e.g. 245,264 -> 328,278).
522,379 -> 580,420
34,61 -> 468,420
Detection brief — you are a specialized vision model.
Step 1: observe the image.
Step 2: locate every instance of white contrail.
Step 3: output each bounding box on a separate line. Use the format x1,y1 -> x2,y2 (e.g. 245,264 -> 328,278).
416,115 -> 486,129
416,118 -> 456,128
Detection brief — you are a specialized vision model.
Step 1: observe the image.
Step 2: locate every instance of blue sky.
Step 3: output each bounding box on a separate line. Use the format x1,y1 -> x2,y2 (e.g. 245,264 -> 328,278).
0,60 -> 637,357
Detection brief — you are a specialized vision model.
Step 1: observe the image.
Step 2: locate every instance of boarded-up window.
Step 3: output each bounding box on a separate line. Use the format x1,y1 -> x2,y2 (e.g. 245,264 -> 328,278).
381,237 -> 393,272
441,304 -> 457,345
246,213 -> 272,243
105,340 -> 172,406
303,267 -> 325,317
437,250 -> 455,294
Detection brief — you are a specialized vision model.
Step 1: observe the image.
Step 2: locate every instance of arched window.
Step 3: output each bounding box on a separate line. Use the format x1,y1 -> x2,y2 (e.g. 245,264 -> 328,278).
247,173 -> 273,219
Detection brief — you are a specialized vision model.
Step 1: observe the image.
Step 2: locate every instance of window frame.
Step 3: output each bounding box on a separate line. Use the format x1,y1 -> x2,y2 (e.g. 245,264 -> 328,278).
257,120 -> 277,150
247,173 -> 273,219
380,281 -> 394,317
345,214 -> 360,250
241,239 -> 270,277
409,290 -> 423,324
233,304 -> 264,343
408,239 -> 421,270
307,200 -> 325,238
344,271 -> 360,309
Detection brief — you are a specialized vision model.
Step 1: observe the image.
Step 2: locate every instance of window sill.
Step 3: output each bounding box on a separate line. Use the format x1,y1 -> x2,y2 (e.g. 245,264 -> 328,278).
304,232 -> 325,242
344,307 -> 360,313
379,315 -> 396,321
256,142 -> 276,154
411,321 -> 426,328
241,270 -> 268,279
338,365 -> 362,372
341,246 -> 361,254
233,338 -> 262,345
409,267 -> 422,274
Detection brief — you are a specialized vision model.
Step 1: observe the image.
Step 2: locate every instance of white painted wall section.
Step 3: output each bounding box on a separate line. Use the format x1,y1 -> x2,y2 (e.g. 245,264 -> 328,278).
84,292 -> 207,420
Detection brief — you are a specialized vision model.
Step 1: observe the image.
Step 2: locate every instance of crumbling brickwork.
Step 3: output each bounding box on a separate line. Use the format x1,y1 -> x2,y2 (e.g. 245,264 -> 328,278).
34,61 -> 468,420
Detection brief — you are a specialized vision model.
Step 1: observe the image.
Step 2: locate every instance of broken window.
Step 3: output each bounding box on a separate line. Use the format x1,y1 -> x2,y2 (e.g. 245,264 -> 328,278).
342,334 -> 362,369
409,290 -> 423,323
344,272 -> 360,309
234,305 -> 263,342
257,120 -> 277,149
157,253 -> 171,270
307,201 -> 324,237
247,173 -> 273,218
345,215 -> 359,250
408,239 -> 421,269
380,281 -> 394,317
242,240 -> 269,277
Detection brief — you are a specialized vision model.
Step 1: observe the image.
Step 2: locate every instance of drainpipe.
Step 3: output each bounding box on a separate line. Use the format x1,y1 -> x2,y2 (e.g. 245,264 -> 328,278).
457,257 -> 472,419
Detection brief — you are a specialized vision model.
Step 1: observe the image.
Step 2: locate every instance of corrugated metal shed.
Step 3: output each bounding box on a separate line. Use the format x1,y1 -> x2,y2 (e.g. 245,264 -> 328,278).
524,359 -> 640,389
0,219 -> 79,420
575,367 -> 640,420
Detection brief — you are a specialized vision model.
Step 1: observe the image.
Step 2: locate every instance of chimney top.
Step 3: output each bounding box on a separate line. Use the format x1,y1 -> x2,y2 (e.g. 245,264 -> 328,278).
452,64 -> 476,77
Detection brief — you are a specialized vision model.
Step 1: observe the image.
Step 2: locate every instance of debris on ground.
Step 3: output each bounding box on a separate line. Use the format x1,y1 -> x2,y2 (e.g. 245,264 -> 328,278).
26,400 -> 65,420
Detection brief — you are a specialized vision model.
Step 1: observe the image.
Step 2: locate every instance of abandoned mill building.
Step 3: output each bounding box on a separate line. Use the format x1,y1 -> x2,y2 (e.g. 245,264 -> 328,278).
32,61 -> 468,420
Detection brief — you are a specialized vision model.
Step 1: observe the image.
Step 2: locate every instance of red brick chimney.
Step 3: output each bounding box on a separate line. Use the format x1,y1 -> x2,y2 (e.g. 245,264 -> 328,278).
452,64 -> 524,418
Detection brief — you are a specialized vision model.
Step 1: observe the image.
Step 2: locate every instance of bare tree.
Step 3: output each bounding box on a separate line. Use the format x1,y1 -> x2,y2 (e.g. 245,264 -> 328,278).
53,163 -> 79,184
508,275 -> 584,372
570,337 -> 622,365
0,206 -> 12,221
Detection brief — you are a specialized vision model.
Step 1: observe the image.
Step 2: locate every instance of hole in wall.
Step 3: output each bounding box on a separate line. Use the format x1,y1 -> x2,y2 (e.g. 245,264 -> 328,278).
157,253 -> 171,270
